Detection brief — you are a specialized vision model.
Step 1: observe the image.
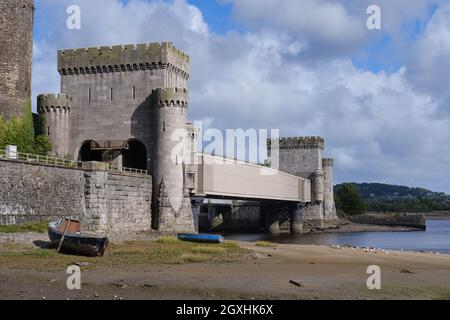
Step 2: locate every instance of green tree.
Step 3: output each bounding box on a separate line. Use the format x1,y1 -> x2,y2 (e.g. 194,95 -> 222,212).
335,183 -> 367,215
0,100 -> 51,155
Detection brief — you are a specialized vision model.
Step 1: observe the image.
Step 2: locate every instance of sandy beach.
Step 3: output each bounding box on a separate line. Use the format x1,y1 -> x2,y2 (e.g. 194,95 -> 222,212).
1,235 -> 449,300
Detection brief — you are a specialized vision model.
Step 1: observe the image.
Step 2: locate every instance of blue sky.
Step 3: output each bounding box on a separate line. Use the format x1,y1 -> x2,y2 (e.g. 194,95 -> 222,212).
31,0 -> 450,192
185,1 -> 234,34
33,0 -> 433,71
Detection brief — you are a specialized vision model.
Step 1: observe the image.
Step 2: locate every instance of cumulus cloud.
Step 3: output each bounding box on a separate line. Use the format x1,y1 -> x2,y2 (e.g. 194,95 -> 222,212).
32,0 -> 450,192
407,3 -> 450,110
225,0 -> 365,57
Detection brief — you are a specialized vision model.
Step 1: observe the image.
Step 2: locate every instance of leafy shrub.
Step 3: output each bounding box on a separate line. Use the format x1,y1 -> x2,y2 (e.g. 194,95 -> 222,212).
0,100 -> 51,155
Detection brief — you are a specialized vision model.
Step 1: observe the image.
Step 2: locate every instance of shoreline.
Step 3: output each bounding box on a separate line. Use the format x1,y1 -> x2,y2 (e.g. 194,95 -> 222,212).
0,221 -> 427,245
1,239 -> 449,300
312,222 -> 421,234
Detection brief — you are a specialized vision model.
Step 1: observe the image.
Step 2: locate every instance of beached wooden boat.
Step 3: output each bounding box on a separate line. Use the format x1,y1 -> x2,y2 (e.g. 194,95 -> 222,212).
48,218 -> 109,257
178,233 -> 224,244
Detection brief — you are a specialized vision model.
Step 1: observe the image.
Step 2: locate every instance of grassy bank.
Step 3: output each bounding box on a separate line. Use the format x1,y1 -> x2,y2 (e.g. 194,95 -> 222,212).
0,221 -> 48,234
255,241 -> 277,248
0,238 -> 248,271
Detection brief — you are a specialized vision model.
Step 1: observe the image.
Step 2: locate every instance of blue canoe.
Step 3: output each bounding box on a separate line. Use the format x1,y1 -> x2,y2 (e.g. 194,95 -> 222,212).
178,233 -> 224,244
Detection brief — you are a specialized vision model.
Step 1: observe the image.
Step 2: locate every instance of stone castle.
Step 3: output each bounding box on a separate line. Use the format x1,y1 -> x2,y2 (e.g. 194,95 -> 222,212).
267,137 -> 337,231
0,0 -> 338,234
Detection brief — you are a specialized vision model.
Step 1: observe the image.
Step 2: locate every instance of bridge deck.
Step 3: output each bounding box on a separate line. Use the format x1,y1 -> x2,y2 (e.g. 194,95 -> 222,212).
192,154 -> 311,202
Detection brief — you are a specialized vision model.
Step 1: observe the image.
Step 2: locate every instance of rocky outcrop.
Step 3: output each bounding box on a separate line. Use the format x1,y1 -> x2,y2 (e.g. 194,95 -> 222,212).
347,213 -> 426,230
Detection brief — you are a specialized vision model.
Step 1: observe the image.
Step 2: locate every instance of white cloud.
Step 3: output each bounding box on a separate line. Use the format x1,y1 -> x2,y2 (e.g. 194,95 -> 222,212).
408,3 -> 450,108
32,0 -> 450,192
226,0 -> 365,54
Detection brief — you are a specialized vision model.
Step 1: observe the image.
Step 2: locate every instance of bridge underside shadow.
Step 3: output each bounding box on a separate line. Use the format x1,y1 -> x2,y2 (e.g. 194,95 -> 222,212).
196,197 -> 304,235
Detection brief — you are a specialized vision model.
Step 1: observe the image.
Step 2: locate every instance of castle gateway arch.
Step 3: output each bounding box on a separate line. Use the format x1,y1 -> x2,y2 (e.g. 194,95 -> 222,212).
77,139 -> 148,171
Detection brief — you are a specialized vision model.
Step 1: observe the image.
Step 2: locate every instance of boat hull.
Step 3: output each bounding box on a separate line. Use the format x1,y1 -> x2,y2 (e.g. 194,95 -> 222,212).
177,233 -> 224,244
48,221 -> 109,257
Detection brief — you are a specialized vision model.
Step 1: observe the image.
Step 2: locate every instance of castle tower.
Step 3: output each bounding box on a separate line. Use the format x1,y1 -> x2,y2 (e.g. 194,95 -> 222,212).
151,88 -> 194,234
55,42 -> 190,161
268,137 -> 324,178
322,158 -> 338,225
37,94 -> 72,157
267,137 -> 327,231
0,0 -> 34,119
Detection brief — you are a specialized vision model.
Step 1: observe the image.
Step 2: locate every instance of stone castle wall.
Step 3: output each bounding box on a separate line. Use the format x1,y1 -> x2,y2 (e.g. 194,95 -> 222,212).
37,94 -> 72,157
151,88 -> 191,233
268,136 -> 339,231
36,42 -> 196,234
0,0 -> 34,119
55,42 -> 190,162
83,167 -> 152,233
323,158 -> 338,223
0,158 -> 152,234
268,137 -> 324,179
0,158 -> 84,225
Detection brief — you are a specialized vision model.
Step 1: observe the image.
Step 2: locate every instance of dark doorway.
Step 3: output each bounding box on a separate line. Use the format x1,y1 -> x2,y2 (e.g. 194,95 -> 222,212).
78,141 -> 102,162
123,140 -> 147,170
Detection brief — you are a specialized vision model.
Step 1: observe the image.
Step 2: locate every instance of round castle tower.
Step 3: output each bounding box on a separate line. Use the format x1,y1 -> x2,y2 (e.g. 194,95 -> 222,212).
37,94 -> 72,157
322,158 -> 338,221
312,169 -> 325,203
0,0 -> 34,119
151,88 -> 193,233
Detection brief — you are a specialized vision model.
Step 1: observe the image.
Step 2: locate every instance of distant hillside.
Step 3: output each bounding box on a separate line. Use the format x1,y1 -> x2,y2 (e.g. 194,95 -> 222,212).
334,183 -> 450,213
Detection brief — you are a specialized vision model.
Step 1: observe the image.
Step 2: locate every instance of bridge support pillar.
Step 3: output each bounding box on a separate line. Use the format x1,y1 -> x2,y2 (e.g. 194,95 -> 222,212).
290,202 -> 304,234
191,196 -> 205,234
261,201 -> 280,235
267,214 -> 280,235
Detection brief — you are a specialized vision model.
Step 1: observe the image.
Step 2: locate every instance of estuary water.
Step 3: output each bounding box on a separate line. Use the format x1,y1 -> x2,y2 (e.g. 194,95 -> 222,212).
224,218 -> 450,254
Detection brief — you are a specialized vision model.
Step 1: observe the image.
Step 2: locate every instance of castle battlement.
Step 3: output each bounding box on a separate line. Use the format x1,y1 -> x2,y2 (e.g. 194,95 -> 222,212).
151,88 -> 189,108
268,136 -> 325,150
57,42 -> 190,77
322,158 -> 334,167
37,94 -> 72,113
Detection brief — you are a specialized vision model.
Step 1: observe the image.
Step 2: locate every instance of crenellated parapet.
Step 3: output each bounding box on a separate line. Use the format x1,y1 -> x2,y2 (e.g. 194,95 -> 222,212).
57,42 -> 190,78
37,94 -> 72,114
268,136 -> 325,151
322,158 -> 334,168
150,88 -> 188,109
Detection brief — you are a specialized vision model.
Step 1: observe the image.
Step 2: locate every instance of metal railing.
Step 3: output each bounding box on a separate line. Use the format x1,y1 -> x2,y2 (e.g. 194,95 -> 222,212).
105,164 -> 148,176
0,149 -> 81,168
0,149 -> 148,176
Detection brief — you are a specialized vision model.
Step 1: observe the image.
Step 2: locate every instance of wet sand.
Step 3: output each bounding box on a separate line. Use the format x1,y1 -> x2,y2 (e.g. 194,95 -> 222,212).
1,239 -> 449,300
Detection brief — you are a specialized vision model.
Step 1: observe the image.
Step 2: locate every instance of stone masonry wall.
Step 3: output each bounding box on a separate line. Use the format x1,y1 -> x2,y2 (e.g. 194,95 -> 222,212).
0,159 -> 85,224
0,158 -> 152,234
0,0 -> 34,119
83,170 -> 152,233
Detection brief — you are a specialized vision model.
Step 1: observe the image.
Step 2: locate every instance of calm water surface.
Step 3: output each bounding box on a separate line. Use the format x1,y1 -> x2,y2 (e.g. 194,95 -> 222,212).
223,219 -> 450,254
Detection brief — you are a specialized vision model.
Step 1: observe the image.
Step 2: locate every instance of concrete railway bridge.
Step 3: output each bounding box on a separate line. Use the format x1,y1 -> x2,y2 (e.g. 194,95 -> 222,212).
186,154 -> 311,234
